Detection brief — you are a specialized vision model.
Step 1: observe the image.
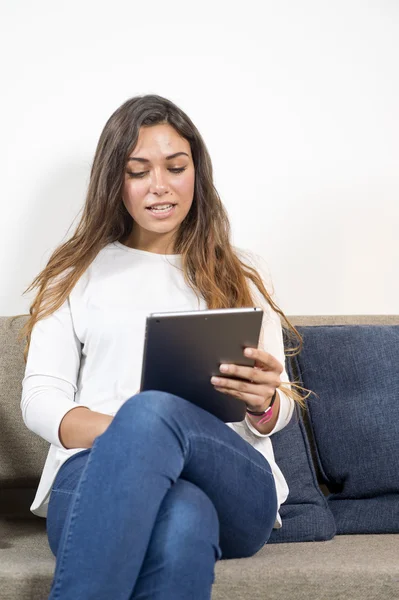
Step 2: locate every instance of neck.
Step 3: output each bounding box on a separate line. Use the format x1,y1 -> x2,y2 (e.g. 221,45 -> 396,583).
121,231 -> 177,255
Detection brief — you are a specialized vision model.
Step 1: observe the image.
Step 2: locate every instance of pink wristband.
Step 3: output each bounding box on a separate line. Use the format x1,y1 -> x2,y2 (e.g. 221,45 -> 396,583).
246,389 -> 277,425
255,405 -> 274,425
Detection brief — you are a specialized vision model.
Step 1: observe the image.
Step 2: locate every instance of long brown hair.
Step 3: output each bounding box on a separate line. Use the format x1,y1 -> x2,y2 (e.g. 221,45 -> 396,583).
10,94 -> 311,408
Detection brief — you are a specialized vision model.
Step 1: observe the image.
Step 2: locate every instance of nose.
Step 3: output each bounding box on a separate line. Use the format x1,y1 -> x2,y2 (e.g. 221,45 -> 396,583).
149,169 -> 169,195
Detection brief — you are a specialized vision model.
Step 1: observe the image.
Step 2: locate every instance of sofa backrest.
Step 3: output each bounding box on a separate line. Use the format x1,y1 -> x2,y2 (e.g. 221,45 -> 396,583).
0,316 -> 49,490
1,313 -> 398,515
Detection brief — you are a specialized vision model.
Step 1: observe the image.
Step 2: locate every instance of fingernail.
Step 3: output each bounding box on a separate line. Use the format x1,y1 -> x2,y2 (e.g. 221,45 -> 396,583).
244,348 -> 253,356
211,377 -> 220,384
219,364 -> 228,372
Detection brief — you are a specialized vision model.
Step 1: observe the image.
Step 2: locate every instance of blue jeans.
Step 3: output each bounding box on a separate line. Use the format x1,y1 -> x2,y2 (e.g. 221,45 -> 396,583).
46,391 -> 277,600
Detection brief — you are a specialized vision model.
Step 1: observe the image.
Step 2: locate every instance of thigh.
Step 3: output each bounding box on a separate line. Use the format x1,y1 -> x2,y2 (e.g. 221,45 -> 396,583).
179,433 -> 277,559
46,449 -> 91,557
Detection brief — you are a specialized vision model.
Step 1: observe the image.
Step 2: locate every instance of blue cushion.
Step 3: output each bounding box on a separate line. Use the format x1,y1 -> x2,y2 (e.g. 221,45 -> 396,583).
267,348 -> 336,543
293,325 -> 399,534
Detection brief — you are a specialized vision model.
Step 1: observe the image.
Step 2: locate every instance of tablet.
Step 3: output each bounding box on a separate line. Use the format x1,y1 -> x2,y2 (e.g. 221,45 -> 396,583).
139,307 -> 263,422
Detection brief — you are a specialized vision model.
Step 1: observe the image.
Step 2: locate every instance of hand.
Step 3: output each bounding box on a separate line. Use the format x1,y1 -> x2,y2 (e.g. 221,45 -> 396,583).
59,408 -> 114,450
210,347 -> 284,413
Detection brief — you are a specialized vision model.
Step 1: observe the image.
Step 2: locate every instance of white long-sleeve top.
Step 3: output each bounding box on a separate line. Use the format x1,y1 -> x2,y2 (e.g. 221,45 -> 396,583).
21,241 -> 294,527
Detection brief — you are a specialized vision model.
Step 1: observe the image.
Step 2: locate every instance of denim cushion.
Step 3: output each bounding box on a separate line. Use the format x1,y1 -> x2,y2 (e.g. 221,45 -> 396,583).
293,325 -> 399,534
268,345 -> 336,543
268,405 -> 337,543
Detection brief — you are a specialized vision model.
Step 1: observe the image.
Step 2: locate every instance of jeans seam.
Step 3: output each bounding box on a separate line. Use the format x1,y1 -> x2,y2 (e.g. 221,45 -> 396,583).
186,432 -> 274,479
51,441 -> 99,599
52,488 -> 76,495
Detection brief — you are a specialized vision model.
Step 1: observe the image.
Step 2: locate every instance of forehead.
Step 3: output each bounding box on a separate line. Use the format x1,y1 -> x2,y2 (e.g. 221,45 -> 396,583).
129,123 -> 191,158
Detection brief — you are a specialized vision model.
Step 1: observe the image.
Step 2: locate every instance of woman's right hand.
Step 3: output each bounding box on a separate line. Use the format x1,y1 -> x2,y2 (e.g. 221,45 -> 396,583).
59,407 -> 114,450
59,389 -> 143,449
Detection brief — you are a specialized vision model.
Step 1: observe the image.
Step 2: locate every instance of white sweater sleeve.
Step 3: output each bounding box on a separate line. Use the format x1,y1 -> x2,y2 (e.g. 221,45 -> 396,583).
21,296 -> 88,449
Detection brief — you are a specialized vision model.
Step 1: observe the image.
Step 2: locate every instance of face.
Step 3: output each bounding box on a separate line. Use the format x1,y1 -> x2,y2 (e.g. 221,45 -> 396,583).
121,123 -> 195,254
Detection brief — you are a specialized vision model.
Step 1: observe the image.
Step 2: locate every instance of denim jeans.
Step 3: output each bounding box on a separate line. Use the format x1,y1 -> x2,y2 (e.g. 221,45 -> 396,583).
46,391 -> 278,600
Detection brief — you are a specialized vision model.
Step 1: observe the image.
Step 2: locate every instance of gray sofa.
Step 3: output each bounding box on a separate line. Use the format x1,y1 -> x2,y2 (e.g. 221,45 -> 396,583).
0,314 -> 398,600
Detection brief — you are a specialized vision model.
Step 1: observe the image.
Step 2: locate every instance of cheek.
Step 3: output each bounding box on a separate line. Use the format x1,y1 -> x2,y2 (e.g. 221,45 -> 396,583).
122,181 -> 146,208
175,171 -> 195,202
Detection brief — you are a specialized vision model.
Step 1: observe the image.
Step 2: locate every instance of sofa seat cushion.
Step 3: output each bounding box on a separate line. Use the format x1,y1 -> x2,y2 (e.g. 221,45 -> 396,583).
214,534 -> 399,600
0,518 -> 398,600
293,324 -> 399,534
0,518 -> 54,600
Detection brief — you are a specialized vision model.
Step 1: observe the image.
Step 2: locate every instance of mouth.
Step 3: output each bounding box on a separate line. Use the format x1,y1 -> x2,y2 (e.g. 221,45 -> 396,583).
146,203 -> 177,219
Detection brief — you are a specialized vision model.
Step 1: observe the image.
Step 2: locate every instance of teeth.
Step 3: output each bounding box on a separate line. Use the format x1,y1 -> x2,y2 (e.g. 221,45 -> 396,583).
150,204 -> 173,211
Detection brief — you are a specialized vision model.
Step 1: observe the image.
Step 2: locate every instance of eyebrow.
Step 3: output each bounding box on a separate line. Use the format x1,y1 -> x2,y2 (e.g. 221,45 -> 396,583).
127,152 -> 189,163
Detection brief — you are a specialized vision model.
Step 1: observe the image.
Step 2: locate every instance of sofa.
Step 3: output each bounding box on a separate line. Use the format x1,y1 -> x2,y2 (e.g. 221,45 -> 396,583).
0,314 -> 398,600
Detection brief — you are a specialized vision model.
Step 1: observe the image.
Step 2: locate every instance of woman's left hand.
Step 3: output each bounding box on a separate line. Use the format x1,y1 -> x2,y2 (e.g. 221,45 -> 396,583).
210,347 -> 284,412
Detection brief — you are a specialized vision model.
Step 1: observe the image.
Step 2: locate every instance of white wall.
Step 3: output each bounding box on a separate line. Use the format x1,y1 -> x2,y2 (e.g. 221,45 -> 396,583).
1,0 -> 398,316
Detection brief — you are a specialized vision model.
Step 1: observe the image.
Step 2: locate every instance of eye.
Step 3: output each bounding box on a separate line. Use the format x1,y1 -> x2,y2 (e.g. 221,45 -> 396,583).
126,167 -> 187,179
169,167 -> 187,174
127,171 -> 148,178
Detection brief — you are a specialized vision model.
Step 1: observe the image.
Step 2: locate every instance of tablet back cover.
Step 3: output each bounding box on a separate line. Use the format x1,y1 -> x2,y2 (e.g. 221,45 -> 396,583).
140,308 -> 263,422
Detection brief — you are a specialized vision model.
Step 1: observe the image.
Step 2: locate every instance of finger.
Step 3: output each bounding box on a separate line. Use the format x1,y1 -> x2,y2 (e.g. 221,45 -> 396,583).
218,363 -> 265,383
212,375 -> 279,399
245,347 -> 284,374
216,365 -> 281,389
212,375 -> 259,394
213,386 -> 266,409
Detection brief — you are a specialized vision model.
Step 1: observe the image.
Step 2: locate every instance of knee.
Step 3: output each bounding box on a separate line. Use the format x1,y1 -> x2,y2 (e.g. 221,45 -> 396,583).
112,390 -> 192,434
154,479 -> 221,562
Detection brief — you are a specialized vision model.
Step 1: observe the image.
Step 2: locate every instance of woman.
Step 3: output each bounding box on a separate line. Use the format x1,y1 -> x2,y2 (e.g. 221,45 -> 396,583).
16,94 -> 309,600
